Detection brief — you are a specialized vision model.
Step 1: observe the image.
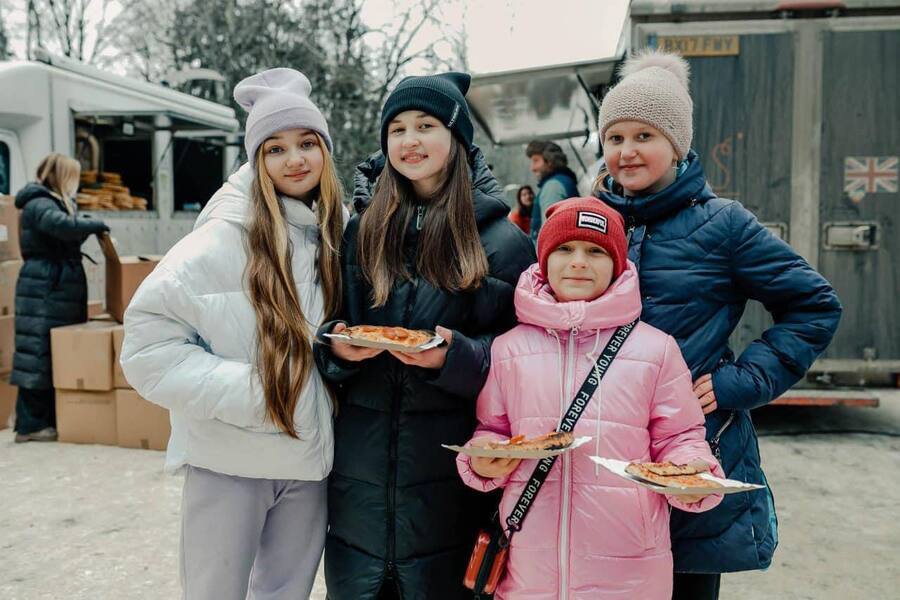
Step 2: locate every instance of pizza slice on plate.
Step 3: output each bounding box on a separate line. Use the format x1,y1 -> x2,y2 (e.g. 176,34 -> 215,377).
343,325 -> 433,348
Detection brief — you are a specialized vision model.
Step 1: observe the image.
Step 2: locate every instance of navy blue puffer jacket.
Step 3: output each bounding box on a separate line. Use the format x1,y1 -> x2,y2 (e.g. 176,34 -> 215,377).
596,151 -> 841,573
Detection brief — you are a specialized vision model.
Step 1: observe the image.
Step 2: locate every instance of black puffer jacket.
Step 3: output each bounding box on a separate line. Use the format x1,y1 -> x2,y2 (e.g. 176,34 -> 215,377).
316,148 -> 535,600
10,183 -> 107,389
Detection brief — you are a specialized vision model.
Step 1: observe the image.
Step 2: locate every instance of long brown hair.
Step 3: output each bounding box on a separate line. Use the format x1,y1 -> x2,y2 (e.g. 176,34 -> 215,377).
37,153 -> 79,216
357,137 -> 488,307
245,133 -> 343,437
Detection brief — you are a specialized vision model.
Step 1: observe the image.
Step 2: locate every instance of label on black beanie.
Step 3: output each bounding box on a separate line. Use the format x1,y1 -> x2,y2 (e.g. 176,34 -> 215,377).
577,211 -> 608,234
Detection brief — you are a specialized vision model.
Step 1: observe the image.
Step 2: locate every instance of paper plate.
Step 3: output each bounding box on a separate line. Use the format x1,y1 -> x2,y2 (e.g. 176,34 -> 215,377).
590,457 -> 765,496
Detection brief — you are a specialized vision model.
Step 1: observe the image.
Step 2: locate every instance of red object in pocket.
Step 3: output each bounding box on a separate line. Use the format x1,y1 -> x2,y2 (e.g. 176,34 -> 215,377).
464,529 -> 508,594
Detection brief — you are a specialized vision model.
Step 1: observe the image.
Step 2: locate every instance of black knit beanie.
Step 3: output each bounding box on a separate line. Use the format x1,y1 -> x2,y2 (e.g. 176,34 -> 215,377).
380,71 -> 475,154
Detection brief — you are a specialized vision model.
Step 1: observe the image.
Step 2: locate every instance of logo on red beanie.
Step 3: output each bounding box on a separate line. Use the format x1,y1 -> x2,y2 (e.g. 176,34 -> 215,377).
576,211 -> 608,234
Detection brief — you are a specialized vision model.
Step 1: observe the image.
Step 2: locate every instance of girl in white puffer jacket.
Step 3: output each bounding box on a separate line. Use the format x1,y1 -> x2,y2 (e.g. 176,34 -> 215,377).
120,68 -> 346,599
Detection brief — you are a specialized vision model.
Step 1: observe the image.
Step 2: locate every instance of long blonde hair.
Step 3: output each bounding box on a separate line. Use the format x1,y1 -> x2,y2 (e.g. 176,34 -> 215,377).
357,138 -> 488,307
245,133 -> 344,438
36,153 -> 79,215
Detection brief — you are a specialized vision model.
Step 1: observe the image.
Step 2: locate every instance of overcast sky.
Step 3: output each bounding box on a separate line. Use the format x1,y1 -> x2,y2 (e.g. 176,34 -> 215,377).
5,0 -> 630,76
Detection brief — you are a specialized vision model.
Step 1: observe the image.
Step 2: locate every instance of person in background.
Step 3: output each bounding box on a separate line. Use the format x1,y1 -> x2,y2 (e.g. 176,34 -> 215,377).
508,184 -> 534,234
10,153 -> 108,443
525,140 -> 579,240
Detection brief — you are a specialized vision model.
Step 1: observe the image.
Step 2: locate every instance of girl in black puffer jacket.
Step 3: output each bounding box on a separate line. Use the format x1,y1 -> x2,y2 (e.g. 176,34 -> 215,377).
11,153 -> 108,442
315,73 -> 535,599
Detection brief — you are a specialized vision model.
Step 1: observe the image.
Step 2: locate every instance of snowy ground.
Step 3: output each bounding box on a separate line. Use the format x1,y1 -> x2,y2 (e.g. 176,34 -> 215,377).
1,391 -> 898,599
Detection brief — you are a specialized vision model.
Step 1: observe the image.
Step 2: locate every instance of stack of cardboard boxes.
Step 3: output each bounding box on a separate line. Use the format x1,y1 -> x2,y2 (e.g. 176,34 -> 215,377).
0,196 -> 22,428
50,235 -> 166,449
51,318 -> 170,450
0,192 -> 166,446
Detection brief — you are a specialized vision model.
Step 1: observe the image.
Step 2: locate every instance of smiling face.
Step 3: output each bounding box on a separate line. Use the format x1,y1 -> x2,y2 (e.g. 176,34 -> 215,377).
530,153 -> 551,178
602,121 -> 678,196
386,110 -> 453,198
261,128 -> 324,200
546,240 -> 615,302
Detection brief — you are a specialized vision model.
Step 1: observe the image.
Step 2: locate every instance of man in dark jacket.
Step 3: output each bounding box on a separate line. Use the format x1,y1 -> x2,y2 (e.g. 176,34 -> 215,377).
526,140 -> 579,240
315,144 -> 535,600
11,162 -> 108,442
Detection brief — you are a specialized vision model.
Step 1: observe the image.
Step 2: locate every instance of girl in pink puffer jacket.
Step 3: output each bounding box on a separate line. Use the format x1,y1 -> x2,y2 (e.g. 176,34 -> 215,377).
457,198 -> 723,599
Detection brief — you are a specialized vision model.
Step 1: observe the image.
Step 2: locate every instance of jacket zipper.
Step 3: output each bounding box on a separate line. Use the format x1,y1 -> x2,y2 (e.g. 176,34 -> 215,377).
558,328 -> 577,600
387,383 -> 400,563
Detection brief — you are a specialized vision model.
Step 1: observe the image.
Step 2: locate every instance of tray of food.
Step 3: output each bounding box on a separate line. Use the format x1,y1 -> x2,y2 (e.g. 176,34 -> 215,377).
590,457 -> 765,496
444,432 -> 592,459
324,325 -> 444,353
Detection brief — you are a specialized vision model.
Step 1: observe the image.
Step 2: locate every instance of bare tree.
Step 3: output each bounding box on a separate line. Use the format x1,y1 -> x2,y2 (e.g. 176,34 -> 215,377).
0,2 -> 11,60
24,0 -> 117,63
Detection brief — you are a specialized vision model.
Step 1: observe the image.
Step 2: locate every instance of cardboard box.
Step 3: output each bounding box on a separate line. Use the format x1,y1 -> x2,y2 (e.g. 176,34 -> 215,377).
87,300 -> 104,319
56,389 -> 117,445
112,326 -> 128,388
0,375 -> 15,430
51,320 -> 122,391
98,234 -> 161,323
115,389 -> 169,450
0,315 -> 13,374
0,196 -> 21,261
0,259 -> 22,316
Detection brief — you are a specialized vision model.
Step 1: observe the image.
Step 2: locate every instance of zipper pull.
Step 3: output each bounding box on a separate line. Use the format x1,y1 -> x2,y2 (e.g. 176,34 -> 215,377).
416,205 -> 425,230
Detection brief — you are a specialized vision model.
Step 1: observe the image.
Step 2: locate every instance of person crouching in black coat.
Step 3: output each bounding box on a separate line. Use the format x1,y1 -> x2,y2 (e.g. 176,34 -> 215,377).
10,153 -> 108,442
314,73 -> 535,600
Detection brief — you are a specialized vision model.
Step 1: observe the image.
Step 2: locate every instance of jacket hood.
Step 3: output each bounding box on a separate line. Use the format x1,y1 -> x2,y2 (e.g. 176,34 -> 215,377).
351,145 -> 510,227
594,150 -> 716,226
15,182 -> 56,209
514,262 -> 642,333
193,162 -> 320,231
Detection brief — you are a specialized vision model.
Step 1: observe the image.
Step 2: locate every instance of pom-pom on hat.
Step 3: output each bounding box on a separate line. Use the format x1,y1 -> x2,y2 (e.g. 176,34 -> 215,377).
537,197 -> 628,282
380,72 -> 475,154
233,68 -> 332,166
598,50 -> 693,160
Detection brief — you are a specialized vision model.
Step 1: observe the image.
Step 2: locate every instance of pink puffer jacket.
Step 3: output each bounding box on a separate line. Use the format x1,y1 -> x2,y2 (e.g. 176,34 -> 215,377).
457,262 -> 723,599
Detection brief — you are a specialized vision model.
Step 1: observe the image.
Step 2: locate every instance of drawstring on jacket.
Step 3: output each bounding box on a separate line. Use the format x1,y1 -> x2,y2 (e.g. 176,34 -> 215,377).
547,328 -> 565,420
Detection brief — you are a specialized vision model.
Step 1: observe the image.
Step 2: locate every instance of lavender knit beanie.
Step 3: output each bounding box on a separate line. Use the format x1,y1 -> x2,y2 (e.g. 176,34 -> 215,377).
233,68 -> 332,166
598,50 -> 693,160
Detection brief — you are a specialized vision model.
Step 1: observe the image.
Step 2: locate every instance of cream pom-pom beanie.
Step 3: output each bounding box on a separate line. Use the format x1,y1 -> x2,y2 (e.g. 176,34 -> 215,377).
598,50 -> 693,160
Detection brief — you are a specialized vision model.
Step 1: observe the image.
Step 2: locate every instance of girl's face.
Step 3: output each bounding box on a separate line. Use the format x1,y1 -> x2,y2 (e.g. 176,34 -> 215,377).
547,240 -> 614,302
602,121 -> 677,196
519,188 -> 535,207
386,110 -> 452,198
262,128 -> 324,200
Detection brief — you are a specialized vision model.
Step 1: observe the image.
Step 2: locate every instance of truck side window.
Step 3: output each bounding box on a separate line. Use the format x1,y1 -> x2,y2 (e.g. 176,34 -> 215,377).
0,142 -> 9,195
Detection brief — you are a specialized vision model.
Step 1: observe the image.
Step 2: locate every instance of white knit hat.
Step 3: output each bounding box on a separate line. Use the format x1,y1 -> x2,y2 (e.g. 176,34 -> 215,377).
598,50 -> 693,160
233,68 -> 332,166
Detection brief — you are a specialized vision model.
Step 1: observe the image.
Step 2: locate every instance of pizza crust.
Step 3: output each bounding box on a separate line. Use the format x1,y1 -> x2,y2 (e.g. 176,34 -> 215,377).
486,431 -> 575,452
343,325 -> 433,348
625,462 -> 722,489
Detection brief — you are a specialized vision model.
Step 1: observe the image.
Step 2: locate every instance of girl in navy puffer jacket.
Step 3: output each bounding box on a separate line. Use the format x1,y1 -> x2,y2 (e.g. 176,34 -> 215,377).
593,50 -> 842,600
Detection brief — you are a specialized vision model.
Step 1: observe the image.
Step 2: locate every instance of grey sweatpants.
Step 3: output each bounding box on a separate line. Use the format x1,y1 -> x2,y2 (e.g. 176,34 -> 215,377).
180,466 -> 327,600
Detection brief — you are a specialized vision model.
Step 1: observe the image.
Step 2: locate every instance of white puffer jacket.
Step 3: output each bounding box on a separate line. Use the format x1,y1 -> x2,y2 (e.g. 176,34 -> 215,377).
120,163 -> 343,480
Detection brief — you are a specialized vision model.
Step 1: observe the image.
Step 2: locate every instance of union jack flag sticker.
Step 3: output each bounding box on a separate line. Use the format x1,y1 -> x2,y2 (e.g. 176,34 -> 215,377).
844,156 -> 898,194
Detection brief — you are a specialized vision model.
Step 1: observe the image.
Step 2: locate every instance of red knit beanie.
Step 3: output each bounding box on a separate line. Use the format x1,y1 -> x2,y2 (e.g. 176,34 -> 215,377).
537,198 -> 628,280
